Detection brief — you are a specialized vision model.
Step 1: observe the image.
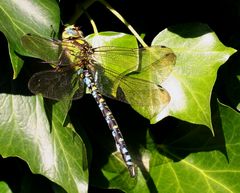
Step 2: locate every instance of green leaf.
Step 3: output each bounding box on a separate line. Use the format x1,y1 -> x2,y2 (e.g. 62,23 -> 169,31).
0,94 -> 88,193
86,24 -> 236,134
86,32 -> 139,95
151,23 -> 236,133
86,32 -> 138,48
121,46 -> 176,120
100,100 -> 240,193
0,181 -> 12,193
148,101 -> 240,193
86,32 -> 177,121
86,31 -> 139,74
8,44 -> 24,79
0,0 -> 60,78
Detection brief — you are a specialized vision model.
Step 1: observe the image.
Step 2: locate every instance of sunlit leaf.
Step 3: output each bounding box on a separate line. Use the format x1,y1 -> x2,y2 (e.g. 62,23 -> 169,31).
0,0 -> 60,78
151,23 -> 236,132
0,94 -> 88,193
0,181 -> 12,193
99,101 -> 240,193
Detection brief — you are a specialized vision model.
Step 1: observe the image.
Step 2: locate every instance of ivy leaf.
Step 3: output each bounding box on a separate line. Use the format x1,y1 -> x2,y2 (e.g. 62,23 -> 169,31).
86,23 -> 237,135
86,33 -> 176,121
0,95 -> 88,193
98,100 -> 240,193
151,23 -> 236,133
86,31 -> 139,74
0,0 -> 60,78
0,181 -> 12,193
144,101 -> 240,193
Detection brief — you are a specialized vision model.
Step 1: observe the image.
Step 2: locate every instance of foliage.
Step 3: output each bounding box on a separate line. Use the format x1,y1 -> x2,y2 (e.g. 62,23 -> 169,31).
0,0 -> 239,192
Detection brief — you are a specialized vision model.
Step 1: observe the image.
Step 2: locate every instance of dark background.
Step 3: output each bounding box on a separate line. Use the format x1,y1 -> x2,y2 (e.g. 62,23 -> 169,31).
60,0 -> 240,48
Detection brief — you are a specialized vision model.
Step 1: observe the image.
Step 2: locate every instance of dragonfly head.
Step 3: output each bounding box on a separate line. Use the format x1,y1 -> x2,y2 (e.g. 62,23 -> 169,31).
62,25 -> 84,40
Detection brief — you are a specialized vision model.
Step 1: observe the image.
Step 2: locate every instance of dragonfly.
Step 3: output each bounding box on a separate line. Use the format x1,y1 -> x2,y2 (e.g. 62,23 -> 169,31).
21,25 -> 176,177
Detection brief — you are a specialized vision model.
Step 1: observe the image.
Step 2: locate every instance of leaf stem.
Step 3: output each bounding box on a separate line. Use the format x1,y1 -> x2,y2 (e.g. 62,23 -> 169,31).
99,0 -> 148,47
83,10 -> 99,34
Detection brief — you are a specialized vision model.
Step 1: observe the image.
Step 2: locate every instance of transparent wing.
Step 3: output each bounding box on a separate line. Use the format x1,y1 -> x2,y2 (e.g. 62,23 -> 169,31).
92,45 -> 176,106
21,34 -> 61,65
21,34 -> 88,67
119,76 -> 171,113
93,45 -> 175,72
93,46 -> 140,75
137,46 -> 176,84
28,67 -> 84,101
95,71 -> 171,111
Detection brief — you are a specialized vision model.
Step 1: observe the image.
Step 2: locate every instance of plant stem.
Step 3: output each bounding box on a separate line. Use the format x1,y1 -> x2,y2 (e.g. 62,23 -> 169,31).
99,0 -> 148,47
84,10 -> 99,34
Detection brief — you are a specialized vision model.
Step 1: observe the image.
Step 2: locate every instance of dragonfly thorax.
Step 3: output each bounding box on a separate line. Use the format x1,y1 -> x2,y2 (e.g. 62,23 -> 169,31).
61,25 -> 94,66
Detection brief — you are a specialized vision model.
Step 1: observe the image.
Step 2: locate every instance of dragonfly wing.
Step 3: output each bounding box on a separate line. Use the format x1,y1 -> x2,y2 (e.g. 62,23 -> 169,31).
93,46 -> 176,80
99,74 -> 171,111
28,68 -> 84,100
21,34 -> 80,67
95,71 -> 170,119
137,46 -> 176,84
21,34 -> 62,65
91,46 -> 140,96
119,76 -> 170,110
93,46 -> 139,75
91,58 -> 171,109
92,46 -> 175,106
